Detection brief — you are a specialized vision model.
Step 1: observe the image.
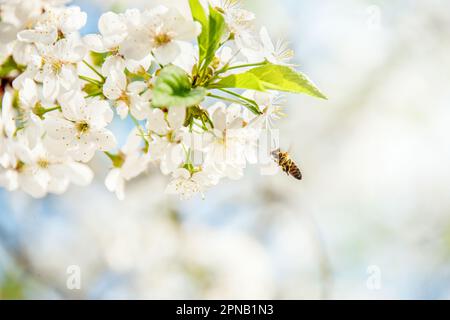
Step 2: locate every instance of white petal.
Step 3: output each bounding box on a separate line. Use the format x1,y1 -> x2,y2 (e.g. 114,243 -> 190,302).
127,81 -> 147,94
42,75 -> 60,102
1,88 -> 16,137
175,20 -> 201,41
125,55 -> 153,74
120,30 -> 152,61
259,27 -> 275,53
47,176 -> 70,195
172,42 -> 196,73
105,168 -> 121,192
130,99 -> 151,120
102,55 -> 126,77
153,42 -> 181,65
163,8 -> 200,40
99,12 -> 127,38
12,41 -> 37,65
19,79 -> 39,108
103,70 -> 126,100
122,154 -> 148,180
211,108 -> 227,132
160,144 -> 184,175
103,76 -> 123,100
83,34 -> 108,53
0,170 -> 19,191
167,106 -> 186,130
116,101 -> 129,119
60,7 -> 87,34
70,140 -> 96,162
19,171 -> 49,198
122,128 -> 142,155
44,117 -> 77,141
17,27 -> 57,45
84,99 -> 114,127
172,168 -> 190,179
59,90 -> 86,121
91,130 -> 117,151
105,168 -> 125,200
65,162 -> 94,186
42,136 -> 69,157
146,108 -> 168,135
59,65 -> 78,90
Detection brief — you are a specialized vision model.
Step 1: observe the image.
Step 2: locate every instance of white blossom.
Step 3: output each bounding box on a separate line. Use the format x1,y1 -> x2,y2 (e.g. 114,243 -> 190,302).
105,129 -> 149,200
120,6 -> 201,65
209,0 -> 256,44
44,93 -> 116,162
33,38 -> 86,102
17,6 -> 87,45
201,103 -> 257,180
103,69 -> 152,120
147,107 -> 186,175
83,11 -> 127,54
241,27 -> 294,65
165,168 -> 211,200
15,79 -> 47,148
10,140 -> 93,198
243,91 -> 285,129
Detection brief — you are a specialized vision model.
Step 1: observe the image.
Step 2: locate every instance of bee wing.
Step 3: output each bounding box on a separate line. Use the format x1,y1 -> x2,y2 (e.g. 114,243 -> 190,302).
271,148 -> 281,158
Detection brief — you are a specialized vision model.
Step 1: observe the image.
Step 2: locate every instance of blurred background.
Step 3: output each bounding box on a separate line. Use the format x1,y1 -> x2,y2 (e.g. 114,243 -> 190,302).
1,0 -> 450,299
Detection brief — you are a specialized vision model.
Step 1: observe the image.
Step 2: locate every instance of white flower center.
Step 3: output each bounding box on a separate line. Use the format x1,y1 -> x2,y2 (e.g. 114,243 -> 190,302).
37,158 -> 49,169
153,33 -> 172,47
43,57 -> 64,74
75,121 -> 90,135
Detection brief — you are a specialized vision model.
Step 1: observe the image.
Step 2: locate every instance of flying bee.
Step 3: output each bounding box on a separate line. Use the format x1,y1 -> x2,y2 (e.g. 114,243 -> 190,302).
271,149 -> 303,180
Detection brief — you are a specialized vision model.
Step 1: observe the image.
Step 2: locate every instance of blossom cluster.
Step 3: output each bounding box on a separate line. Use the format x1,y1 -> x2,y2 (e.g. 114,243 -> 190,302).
0,0 -> 325,200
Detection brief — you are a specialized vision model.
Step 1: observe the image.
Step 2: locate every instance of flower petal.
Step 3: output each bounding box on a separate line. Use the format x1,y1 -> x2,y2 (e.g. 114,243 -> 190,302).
153,42 -> 181,65
91,129 -> 117,151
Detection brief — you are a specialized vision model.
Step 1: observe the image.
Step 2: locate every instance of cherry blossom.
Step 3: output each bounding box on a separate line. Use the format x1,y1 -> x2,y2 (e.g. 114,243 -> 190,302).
44,93 -> 116,162
165,168 -> 211,200
34,38 -> 86,102
103,69 -> 152,120
11,140 -> 93,198
147,107 -> 186,175
17,6 -> 87,45
105,129 -> 150,200
241,27 -> 294,65
0,0 -> 324,199
120,6 -> 201,65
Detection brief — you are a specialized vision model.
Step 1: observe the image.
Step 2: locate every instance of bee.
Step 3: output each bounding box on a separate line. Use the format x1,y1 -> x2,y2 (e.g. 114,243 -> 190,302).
271,149 -> 303,180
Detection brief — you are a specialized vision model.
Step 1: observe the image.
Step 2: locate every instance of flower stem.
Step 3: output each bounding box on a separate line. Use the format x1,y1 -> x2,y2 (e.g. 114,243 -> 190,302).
130,114 -> 149,150
42,106 -> 61,114
85,91 -> 104,99
82,60 -> 105,82
79,75 -> 103,86
104,151 -> 125,168
207,93 -> 243,105
33,104 -> 61,118
208,91 -> 262,115
218,88 -> 259,108
216,61 -> 267,75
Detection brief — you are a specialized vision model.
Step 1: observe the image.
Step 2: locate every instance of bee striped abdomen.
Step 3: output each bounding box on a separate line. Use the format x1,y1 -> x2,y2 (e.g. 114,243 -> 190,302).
273,150 -> 303,180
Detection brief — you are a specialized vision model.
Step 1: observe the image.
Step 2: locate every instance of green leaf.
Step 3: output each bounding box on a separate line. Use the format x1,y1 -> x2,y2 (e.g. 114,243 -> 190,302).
152,65 -> 206,108
203,5 -> 226,69
189,0 -> 208,62
189,1 -> 226,71
212,64 -> 327,99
